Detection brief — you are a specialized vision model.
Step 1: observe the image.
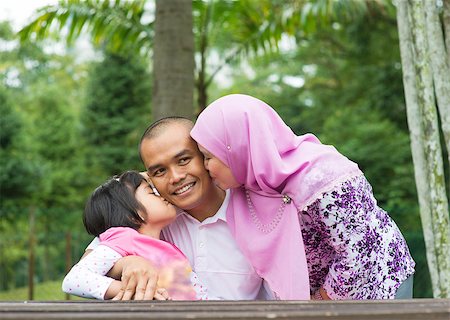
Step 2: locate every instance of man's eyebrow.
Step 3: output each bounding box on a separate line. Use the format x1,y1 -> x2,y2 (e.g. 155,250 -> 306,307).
146,149 -> 192,172
147,163 -> 161,172
174,149 -> 192,158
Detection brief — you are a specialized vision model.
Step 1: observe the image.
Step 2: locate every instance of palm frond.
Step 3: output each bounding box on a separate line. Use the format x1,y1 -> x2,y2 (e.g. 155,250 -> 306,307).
19,0 -> 153,56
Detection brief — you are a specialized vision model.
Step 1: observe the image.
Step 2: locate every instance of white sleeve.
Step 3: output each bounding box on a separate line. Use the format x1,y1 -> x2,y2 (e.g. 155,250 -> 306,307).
85,237 -> 100,251
62,245 -> 122,300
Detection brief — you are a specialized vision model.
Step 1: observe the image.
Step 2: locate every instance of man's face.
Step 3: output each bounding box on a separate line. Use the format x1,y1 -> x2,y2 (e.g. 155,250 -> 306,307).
140,124 -> 215,212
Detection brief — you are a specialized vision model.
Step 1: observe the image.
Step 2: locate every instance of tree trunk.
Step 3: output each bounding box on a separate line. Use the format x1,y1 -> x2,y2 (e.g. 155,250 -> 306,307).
153,0 -> 195,121
424,0 -> 450,161
28,207 -> 36,301
396,0 -> 450,298
65,232 -> 72,300
443,0 -> 450,60
396,0 -> 437,296
195,0 -> 213,113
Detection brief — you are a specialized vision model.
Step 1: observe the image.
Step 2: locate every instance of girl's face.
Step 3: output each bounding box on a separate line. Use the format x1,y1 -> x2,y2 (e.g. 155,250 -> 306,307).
198,144 -> 240,190
135,181 -> 177,229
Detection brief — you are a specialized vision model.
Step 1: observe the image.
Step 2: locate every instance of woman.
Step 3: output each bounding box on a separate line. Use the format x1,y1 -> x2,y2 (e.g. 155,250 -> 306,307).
190,94 -> 415,300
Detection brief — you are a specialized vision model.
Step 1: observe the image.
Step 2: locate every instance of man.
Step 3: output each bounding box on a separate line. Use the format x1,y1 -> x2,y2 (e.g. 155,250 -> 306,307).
87,117 -> 270,300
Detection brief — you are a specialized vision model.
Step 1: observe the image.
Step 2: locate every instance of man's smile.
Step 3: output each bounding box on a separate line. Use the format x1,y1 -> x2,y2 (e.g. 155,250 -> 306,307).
173,182 -> 196,195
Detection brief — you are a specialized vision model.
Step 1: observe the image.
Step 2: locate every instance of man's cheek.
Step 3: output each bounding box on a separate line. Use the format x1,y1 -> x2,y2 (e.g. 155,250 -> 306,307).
153,182 -> 170,198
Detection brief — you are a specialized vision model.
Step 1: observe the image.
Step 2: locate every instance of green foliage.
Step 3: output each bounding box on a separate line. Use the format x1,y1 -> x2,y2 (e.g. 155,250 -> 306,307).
0,86 -> 42,207
3,15 -> 153,294
0,21 -> 15,39
0,91 -> 22,149
82,51 -> 151,178
19,0 -> 151,56
1,20 -> 90,291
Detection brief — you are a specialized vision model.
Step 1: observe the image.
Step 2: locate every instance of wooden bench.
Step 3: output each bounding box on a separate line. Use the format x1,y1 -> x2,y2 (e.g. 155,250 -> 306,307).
1,299 -> 449,320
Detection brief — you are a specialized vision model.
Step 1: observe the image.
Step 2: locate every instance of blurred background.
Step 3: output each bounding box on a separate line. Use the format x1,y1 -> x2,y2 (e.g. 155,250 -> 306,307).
1,0 -> 447,300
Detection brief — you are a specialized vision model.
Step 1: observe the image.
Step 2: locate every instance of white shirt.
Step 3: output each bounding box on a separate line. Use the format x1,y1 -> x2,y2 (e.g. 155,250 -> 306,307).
161,190 -> 270,300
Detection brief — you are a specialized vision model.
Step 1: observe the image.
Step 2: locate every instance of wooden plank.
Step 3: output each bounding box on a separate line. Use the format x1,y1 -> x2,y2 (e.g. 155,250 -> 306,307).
0,299 -> 448,320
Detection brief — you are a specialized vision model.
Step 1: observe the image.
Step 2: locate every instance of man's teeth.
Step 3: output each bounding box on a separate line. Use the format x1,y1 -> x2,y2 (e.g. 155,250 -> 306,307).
174,183 -> 194,195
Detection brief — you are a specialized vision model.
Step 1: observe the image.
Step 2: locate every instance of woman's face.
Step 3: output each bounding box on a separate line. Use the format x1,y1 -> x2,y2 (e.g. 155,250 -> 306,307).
135,181 -> 177,228
198,144 -> 240,190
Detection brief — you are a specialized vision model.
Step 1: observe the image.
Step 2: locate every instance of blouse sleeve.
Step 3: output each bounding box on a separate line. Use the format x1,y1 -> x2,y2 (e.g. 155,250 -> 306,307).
318,184 -> 383,299
62,245 -> 122,300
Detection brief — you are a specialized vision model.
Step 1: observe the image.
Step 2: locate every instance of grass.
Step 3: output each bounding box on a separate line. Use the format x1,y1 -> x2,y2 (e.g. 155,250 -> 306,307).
0,279 -> 85,301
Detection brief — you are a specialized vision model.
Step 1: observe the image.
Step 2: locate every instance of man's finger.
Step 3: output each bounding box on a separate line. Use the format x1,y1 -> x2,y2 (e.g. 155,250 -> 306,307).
133,275 -> 149,300
112,289 -> 124,301
143,276 -> 158,300
121,275 -> 138,300
157,288 -> 171,300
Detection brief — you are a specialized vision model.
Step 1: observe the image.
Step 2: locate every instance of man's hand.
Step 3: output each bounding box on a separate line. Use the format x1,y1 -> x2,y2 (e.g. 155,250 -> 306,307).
153,288 -> 171,301
109,256 -> 159,300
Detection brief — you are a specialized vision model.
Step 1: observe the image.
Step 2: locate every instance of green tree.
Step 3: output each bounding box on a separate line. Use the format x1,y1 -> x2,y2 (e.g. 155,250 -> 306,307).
18,0 -> 194,119
1,19 -> 90,293
0,87 -> 33,291
82,50 -> 151,177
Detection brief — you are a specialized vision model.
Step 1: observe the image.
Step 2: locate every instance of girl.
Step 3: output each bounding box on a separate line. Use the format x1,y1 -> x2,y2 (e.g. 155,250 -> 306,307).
62,170 -> 206,300
190,94 -> 415,300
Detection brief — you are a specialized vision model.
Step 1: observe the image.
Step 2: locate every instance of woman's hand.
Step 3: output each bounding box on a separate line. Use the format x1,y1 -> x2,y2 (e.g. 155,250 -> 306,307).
109,256 -> 159,300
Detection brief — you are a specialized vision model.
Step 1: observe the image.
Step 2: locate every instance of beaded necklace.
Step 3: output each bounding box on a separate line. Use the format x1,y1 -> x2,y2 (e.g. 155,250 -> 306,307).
245,189 -> 292,234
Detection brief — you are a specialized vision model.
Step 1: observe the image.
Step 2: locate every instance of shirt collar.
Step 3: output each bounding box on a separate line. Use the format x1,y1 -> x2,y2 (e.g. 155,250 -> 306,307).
177,189 -> 230,223
213,189 -> 230,222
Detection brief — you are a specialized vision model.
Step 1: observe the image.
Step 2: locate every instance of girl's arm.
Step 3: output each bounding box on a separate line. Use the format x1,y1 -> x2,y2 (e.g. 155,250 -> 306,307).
62,245 -> 123,300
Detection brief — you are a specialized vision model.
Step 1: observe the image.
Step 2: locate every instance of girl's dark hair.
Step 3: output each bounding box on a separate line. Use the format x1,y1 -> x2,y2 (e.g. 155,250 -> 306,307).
83,170 -> 147,237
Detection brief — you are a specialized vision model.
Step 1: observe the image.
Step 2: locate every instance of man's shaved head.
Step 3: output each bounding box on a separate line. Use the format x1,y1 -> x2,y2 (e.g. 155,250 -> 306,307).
139,117 -> 194,161
141,117 -> 194,140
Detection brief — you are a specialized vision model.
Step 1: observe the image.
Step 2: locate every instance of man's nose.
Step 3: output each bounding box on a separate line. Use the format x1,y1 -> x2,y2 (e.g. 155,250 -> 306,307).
169,167 -> 187,184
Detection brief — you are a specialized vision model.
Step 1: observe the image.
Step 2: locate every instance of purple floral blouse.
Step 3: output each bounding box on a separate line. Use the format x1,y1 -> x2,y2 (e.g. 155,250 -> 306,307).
299,175 -> 415,299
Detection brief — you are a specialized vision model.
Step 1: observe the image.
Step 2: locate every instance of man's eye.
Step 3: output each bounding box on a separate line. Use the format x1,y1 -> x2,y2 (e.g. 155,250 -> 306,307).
179,157 -> 191,165
152,168 -> 165,177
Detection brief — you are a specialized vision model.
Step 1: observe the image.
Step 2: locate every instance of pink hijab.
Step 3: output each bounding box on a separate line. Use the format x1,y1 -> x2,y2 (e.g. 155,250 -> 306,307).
190,94 -> 361,299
